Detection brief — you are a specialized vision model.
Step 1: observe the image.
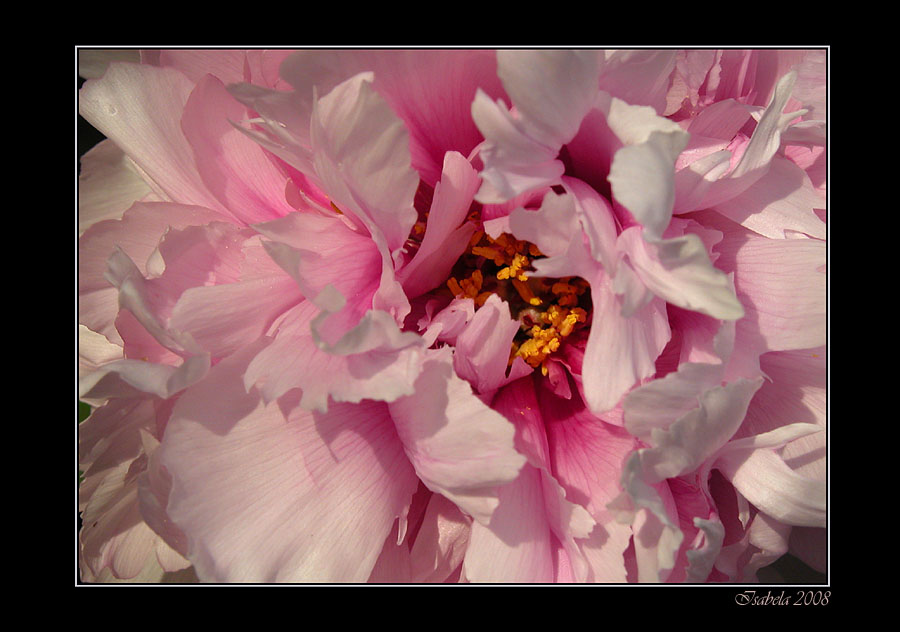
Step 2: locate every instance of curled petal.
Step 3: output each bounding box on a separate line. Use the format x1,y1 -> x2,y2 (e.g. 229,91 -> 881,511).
617,226 -> 745,320
635,378 -> 763,484
581,273 -> 671,415
310,72 -> 419,256
473,50 -> 601,203
453,293 -> 531,395
716,447 -> 826,528
388,349 -> 527,525
608,129 -> 689,242
244,300 -> 425,413
398,151 -> 479,298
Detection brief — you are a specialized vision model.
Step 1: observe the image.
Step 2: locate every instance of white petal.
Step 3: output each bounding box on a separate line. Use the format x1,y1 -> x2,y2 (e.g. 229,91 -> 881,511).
608,129 -> 688,241
716,448 -> 826,528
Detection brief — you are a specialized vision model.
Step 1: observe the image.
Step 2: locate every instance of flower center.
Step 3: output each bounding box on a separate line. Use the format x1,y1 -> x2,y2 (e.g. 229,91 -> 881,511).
444,214 -> 590,376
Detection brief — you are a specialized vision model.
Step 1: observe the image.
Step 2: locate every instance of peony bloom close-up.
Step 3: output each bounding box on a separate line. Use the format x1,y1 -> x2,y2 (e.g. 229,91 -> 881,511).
76,47 -> 827,585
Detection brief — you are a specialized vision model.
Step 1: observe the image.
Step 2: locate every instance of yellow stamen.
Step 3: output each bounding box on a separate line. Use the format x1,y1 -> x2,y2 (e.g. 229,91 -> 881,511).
440,225 -> 589,372
512,278 -> 542,307
474,291 -> 493,307
447,277 -> 463,297
472,245 -> 506,266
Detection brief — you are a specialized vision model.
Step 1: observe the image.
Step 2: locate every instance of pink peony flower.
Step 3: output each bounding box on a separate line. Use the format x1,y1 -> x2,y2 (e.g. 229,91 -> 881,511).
78,48 -> 826,583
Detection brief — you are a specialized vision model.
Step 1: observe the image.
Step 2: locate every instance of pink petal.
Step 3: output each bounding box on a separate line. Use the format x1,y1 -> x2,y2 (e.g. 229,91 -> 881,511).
254,210 -> 400,345
168,273 -> 302,360
508,187 -> 582,259
367,520 -> 412,582
715,230 -> 826,353
244,300 -> 425,413
698,71 -> 807,209
461,378 -> 595,583
408,493 -> 472,582
79,399 -> 186,580
418,297 -> 475,347
471,90 -> 563,204
634,377 -> 763,483
453,293 -> 531,395
734,348 -> 826,477
79,49 -> 141,79
79,201 -> 227,346
79,325 -> 123,387
598,50 -> 677,115
80,398 -> 151,486
610,456 -> 683,582
711,156 -> 826,240
630,505 -> 683,583
181,74 -> 298,224
227,82 -> 319,178
673,148 -> 733,214
157,49 -> 247,85
742,511 -> 793,580
580,272 -> 671,415
388,349 -> 526,524
684,518 -> 726,582
398,151 -> 479,298
160,341 -> 419,582
616,226 -> 745,320
103,221 -> 250,356
624,320 -> 736,439
536,383 -> 636,581
137,431 -> 191,567
310,72 -> 419,255
684,98 -> 753,141
564,177 -> 619,269
538,380 -> 636,523
716,447 -> 826,528
79,63 -> 235,220
278,50 -> 506,187
495,50 -> 601,149
79,354 -> 210,402
607,124 -> 689,242
463,465 -> 559,582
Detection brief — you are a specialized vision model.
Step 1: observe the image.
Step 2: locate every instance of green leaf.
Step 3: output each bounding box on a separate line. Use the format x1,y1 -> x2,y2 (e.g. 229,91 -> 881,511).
78,401 -> 91,423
